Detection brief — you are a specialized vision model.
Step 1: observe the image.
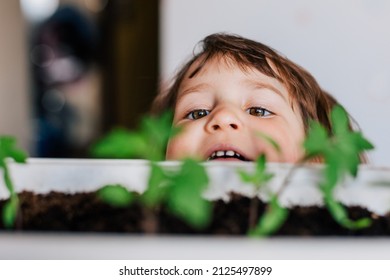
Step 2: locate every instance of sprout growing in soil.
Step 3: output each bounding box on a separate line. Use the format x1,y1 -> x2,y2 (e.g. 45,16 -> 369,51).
96,159 -> 211,232
237,105 -> 375,236
304,105 -> 374,229
238,155 -> 288,236
0,136 -> 27,228
93,106 -> 375,235
142,159 -> 210,231
93,111 -> 211,232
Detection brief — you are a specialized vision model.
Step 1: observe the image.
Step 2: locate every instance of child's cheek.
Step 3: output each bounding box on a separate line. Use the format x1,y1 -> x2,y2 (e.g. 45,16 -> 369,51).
165,137 -> 180,160
251,125 -> 304,163
275,136 -> 305,163
165,133 -> 195,160
166,121 -> 206,160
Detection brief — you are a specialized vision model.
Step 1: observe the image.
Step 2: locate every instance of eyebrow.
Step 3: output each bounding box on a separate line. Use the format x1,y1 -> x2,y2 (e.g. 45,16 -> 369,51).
242,79 -> 288,102
177,79 -> 289,105
176,83 -> 211,102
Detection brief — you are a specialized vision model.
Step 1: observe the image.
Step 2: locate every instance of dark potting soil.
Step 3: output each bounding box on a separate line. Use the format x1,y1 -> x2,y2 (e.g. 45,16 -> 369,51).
1,191 -> 390,235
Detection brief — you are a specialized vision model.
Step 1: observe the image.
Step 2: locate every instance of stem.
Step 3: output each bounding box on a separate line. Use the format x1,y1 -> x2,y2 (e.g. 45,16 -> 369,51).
3,162 -> 14,194
12,194 -> 23,230
141,206 -> 159,234
248,196 -> 259,230
2,161 -> 22,229
276,157 -> 309,197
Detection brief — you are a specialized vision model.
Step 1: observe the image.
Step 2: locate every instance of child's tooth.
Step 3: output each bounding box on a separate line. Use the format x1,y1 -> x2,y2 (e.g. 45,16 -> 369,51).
226,150 -> 235,156
216,151 -> 225,157
236,153 -> 241,157
211,152 -> 216,158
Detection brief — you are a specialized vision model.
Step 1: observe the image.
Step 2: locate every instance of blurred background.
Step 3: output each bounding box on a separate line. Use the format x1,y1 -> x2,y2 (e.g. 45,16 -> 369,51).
1,0 -> 389,166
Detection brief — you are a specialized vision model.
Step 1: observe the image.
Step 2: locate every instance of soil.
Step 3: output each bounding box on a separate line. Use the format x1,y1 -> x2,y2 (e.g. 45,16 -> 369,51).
1,191 -> 390,235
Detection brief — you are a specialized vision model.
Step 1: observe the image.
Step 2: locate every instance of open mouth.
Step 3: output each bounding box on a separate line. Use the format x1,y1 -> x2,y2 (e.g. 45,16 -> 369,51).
207,150 -> 250,161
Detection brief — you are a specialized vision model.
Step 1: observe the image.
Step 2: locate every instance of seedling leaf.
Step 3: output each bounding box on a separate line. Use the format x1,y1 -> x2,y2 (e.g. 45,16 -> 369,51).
238,155 -> 273,188
0,136 -> 27,228
325,194 -> 372,230
304,105 -> 374,230
91,128 -> 149,159
248,195 -> 288,236
2,195 -> 18,229
141,163 -> 169,207
168,159 -> 211,228
331,105 -> 349,135
91,110 -> 180,161
98,184 -> 133,207
0,136 -> 27,165
303,121 -> 329,157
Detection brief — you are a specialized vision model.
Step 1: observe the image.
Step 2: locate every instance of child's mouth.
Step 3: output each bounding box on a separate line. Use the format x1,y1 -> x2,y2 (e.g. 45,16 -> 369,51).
207,150 -> 250,161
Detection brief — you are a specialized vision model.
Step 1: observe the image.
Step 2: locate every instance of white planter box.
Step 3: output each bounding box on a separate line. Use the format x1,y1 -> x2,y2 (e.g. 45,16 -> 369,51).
1,158 -> 390,259
2,158 -> 390,214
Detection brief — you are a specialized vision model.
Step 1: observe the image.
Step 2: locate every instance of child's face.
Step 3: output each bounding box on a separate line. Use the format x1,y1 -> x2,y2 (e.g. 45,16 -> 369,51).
166,57 -> 305,162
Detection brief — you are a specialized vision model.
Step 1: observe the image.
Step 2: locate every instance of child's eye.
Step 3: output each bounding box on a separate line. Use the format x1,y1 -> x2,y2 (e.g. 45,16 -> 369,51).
186,109 -> 210,120
246,107 -> 273,117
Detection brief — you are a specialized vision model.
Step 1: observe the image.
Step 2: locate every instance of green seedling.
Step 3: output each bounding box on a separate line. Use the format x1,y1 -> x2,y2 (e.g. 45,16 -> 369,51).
94,106 -> 375,235
239,154 -> 288,236
98,184 -> 134,208
91,110 -> 181,161
248,194 -> 288,236
304,105 -> 374,229
97,159 -> 211,233
0,136 -> 27,228
93,111 -> 210,232
142,159 -> 211,230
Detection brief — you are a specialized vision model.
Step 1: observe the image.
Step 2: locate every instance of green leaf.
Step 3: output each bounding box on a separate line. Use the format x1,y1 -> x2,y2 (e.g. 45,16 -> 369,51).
238,170 -> 256,183
353,132 -> 375,150
91,110 -> 180,161
167,159 -> 211,228
141,163 -> 169,207
331,106 -> 349,136
303,106 -> 375,230
97,184 -> 133,207
2,195 -> 19,229
303,121 -> 329,157
237,154 -> 273,188
91,128 -> 149,159
0,136 -> 27,163
248,195 -> 288,236
142,111 -> 182,161
325,195 -> 372,230
0,136 -> 27,228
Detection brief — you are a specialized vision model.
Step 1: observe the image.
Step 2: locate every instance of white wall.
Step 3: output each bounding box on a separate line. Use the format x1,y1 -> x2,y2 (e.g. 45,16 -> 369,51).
0,1 -> 31,151
160,0 -> 390,166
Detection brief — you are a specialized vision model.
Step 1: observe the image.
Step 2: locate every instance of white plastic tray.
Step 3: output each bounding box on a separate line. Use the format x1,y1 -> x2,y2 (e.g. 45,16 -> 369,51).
1,159 -> 390,259
1,158 -> 390,214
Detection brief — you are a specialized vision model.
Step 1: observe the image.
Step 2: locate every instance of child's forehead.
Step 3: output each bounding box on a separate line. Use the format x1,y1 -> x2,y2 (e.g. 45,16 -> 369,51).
176,54 -> 297,107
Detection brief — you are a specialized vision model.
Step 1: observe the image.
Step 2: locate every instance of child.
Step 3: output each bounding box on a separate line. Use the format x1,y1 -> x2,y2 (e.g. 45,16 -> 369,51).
152,33 -> 359,163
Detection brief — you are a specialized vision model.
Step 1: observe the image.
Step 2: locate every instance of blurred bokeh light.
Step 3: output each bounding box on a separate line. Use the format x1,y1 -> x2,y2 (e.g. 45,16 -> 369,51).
20,0 -> 59,22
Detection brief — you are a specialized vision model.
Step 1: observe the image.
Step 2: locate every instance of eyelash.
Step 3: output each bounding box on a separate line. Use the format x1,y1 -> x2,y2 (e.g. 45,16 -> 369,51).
185,109 -> 210,120
185,107 -> 274,120
245,107 -> 274,117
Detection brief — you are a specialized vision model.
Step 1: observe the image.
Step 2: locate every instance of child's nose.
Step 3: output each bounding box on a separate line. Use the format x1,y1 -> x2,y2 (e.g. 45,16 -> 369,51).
205,106 -> 243,133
